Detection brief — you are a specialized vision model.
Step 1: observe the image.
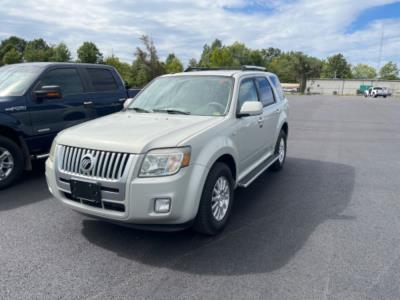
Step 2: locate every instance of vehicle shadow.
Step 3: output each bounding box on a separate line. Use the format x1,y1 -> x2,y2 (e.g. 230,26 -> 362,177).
0,160 -> 50,211
81,157 -> 355,275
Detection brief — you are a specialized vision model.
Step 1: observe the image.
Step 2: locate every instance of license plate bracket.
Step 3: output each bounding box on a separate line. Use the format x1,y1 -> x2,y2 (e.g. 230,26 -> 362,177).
70,179 -> 101,203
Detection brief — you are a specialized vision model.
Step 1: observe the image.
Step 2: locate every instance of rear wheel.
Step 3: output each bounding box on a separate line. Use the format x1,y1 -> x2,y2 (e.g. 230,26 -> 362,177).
270,130 -> 287,171
194,163 -> 234,235
0,136 -> 24,190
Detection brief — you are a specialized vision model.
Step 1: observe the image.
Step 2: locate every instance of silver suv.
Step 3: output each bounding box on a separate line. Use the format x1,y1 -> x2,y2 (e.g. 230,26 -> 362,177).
46,66 -> 289,235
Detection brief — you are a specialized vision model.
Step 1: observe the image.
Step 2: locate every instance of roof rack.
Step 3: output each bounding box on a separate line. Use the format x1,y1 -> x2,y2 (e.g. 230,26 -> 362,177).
184,65 -> 266,72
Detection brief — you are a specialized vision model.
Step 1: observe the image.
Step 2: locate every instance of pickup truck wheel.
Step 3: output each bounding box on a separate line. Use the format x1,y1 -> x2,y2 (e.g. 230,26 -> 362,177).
270,131 -> 287,171
194,163 -> 234,235
0,136 -> 24,190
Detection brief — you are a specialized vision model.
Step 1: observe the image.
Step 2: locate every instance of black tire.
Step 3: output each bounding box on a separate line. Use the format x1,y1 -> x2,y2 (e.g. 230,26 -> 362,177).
194,163 -> 234,235
270,130 -> 287,171
0,136 -> 24,190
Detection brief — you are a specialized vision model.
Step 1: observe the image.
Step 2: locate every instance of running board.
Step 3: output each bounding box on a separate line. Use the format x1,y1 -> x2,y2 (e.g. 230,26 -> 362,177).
237,155 -> 279,188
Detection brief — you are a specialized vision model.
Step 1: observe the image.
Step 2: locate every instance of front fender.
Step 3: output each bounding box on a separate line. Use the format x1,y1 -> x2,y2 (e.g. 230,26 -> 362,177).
0,112 -> 23,132
193,135 -> 239,177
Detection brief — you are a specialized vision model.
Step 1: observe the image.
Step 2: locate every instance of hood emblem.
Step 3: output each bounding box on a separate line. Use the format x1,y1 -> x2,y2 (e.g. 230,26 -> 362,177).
80,154 -> 96,173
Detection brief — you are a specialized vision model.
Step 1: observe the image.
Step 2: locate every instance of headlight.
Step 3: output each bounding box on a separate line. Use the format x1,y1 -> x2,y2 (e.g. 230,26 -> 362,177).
49,139 -> 57,162
139,147 -> 191,177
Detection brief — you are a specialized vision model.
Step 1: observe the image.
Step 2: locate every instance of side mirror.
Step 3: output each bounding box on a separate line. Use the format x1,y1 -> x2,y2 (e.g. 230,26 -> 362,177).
123,98 -> 134,109
237,101 -> 263,117
34,85 -> 62,100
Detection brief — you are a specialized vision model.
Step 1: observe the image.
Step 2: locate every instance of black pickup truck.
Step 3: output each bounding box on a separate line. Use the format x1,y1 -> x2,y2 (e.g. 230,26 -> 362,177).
0,62 -> 140,189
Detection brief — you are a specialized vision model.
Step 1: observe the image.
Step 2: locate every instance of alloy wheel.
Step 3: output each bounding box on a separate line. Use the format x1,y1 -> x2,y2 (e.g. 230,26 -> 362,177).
0,147 -> 14,181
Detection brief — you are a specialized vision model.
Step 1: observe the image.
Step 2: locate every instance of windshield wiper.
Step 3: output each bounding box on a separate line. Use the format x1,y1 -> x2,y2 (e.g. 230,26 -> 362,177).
127,106 -> 152,113
153,108 -> 191,115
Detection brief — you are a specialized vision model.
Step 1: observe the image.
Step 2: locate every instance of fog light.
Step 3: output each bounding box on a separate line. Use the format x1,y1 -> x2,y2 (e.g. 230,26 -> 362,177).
154,198 -> 171,213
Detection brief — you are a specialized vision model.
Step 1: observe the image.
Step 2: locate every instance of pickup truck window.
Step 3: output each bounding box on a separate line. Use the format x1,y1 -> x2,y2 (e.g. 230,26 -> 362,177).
39,68 -> 84,96
256,77 -> 275,107
129,76 -> 234,116
238,78 -> 259,110
0,65 -> 42,97
87,68 -> 118,91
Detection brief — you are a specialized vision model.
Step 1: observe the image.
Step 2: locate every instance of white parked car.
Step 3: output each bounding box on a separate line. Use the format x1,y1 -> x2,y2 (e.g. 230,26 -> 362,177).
364,87 -> 390,98
46,66 -> 289,235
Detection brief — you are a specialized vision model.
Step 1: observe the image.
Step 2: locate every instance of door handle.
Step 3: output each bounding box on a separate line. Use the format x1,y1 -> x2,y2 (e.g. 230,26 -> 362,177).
83,101 -> 93,106
275,108 -> 281,113
118,98 -> 126,102
257,117 -> 264,128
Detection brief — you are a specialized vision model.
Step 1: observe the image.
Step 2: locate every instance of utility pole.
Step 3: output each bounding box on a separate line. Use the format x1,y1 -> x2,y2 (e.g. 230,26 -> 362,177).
377,23 -> 384,75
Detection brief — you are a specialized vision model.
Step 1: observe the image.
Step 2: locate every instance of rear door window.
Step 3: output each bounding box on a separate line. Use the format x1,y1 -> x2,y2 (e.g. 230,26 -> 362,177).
255,77 -> 275,107
86,68 -> 118,91
39,68 -> 84,96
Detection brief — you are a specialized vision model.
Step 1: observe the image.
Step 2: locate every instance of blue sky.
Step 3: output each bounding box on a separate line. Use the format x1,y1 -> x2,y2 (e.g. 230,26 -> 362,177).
0,0 -> 399,68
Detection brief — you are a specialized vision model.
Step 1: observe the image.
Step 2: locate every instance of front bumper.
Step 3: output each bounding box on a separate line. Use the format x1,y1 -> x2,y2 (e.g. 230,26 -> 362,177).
45,155 -> 208,226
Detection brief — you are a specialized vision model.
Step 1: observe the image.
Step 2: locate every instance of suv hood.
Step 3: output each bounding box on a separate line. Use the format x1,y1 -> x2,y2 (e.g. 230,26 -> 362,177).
57,111 -> 223,153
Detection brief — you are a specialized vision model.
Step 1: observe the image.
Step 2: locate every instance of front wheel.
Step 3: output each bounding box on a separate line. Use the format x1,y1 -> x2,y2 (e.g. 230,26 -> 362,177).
270,130 -> 287,171
0,136 -> 24,190
194,163 -> 234,235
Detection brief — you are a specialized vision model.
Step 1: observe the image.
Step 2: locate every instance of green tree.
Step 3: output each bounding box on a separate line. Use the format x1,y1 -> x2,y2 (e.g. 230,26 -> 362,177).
104,55 -> 133,86
198,44 -> 212,67
198,39 -> 223,67
188,58 -> 198,68
77,42 -> 103,63
227,42 -> 259,66
0,36 -> 26,65
165,53 -> 183,73
269,52 -> 322,92
352,64 -> 377,79
209,47 -> 234,67
261,47 -> 282,62
379,61 -> 399,80
50,42 -> 71,62
23,38 -> 53,62
130,35 -> 165,87
321,53 -> 352,79
269,53 -> 297,83
2,48 -> 22,64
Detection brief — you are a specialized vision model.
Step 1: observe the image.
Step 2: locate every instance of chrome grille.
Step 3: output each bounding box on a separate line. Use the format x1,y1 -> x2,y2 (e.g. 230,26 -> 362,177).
59,145 -> 130,180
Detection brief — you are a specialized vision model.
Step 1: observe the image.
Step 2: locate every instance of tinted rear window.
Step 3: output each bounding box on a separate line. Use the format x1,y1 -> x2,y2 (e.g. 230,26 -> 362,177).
87,68 -> 118,91
256,77 -> 275,107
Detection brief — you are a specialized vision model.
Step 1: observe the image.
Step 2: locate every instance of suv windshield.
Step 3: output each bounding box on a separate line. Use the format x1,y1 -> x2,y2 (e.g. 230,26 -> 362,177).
129,76 -> 234,116
0,65 -> 43,97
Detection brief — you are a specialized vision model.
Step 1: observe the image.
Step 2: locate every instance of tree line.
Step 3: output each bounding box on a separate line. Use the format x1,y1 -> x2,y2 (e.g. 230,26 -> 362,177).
1,35 -> 399,92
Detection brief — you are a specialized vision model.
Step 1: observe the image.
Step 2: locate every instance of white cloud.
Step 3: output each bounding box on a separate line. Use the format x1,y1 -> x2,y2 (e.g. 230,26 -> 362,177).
0,0 -> 399,67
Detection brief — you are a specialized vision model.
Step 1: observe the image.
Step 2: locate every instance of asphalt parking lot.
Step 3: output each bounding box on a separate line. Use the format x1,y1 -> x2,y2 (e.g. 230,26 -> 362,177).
1,95 -> 400,299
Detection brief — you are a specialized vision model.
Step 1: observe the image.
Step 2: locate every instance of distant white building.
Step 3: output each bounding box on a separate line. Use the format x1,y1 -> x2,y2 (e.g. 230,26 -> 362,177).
306,79 -> 400,96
